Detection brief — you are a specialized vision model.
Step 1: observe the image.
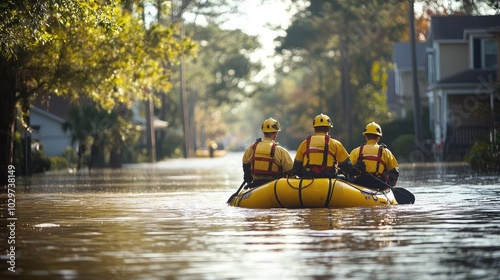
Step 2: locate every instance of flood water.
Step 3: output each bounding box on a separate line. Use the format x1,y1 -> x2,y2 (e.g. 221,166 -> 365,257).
1,152 -> 500,280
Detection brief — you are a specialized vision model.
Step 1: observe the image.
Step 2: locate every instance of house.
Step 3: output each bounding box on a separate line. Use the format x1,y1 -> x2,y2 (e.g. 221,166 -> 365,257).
30,94 -> 169,160
426,15 -> 499,161
387,42 -> 428,119
30,95 -> 73,156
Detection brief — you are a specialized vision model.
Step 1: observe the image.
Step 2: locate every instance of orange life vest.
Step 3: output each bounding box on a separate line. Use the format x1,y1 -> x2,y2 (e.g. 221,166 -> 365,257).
357,144 -> 388,177
303,135 -> 337,174
250,138 -> 283,178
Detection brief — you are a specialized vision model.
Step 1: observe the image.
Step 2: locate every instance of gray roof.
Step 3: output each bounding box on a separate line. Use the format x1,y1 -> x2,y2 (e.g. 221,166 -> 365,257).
438,69 -> 497,84
428,15 -> 500,41
393,42 -> 427,70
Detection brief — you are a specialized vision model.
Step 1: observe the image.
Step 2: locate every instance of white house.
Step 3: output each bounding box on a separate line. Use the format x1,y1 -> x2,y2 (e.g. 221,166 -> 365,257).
30,106 -> 72,156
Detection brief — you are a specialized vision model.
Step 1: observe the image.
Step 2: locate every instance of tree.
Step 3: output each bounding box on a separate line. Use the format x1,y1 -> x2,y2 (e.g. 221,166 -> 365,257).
1,1 -> 118,185
0,0 -> 195,185
274,0 -> 409,149
62,103 -> 140,169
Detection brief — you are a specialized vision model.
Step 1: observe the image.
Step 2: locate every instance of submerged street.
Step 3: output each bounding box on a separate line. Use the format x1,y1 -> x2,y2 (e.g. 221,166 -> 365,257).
2,152 -> 500,279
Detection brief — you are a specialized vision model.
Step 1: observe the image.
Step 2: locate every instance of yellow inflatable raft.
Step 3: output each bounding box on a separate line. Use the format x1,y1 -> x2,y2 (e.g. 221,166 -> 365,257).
227,178 -> 398,209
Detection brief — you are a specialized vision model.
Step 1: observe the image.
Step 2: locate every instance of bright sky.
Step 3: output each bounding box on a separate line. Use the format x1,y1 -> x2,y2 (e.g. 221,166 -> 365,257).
219,0 -> 297,82
180,1 -> 295,82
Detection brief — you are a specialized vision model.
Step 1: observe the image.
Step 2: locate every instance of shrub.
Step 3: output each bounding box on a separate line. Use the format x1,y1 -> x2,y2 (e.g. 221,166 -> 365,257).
465,140 -> 499,173
390,134 -> 415,160
50,156 -> 70,170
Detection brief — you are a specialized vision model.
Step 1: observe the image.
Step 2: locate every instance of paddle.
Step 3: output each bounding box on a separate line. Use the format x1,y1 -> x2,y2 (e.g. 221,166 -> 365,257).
226,181 -> 247,204
362,172 -> 415,204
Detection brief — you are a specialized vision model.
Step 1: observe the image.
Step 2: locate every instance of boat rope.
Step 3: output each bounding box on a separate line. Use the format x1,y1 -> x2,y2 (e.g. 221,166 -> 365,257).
298,179 -> 304,207
324,178 -> 334,208
342,180 -> 380,196
284,177 -> 314,208
285,177 -> 314,190
381,190 -> 395,205
342,180 -> 395,204
273,180 -> 285,207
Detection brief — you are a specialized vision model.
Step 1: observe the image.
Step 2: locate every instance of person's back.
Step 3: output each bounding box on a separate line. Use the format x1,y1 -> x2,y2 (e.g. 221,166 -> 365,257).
292,114 -> 353,178
350,122 -> 399,186
242,118 -> 293,188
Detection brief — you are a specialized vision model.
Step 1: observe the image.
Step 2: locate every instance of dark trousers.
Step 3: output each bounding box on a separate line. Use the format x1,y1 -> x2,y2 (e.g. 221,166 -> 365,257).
246,179 -> 275,189
351,173 -> 389,190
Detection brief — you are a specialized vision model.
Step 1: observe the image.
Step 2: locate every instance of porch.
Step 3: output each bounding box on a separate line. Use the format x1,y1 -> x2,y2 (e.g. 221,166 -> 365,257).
445,125 -> 491,160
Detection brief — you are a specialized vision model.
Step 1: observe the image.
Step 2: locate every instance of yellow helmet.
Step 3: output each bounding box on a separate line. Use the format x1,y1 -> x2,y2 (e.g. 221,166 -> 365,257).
313,113 -> 333,127
261,117 -> 281,133
363,122 -> 382,136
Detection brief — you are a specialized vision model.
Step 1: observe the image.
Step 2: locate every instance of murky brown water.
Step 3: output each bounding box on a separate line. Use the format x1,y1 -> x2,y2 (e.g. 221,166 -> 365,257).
1,152 -> 500,279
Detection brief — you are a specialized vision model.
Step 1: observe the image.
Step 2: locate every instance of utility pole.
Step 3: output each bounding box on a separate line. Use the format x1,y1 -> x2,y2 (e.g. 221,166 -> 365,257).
171,1 -> 190,158
180,55 -> 190,158
146,97 -> 156,163
410,0 -> 423,145
142,3 -> 156,163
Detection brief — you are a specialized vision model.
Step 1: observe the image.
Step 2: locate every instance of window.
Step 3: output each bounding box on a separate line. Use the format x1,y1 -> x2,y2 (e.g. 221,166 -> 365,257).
483,38 -> 497,69
427,52 -> 435,85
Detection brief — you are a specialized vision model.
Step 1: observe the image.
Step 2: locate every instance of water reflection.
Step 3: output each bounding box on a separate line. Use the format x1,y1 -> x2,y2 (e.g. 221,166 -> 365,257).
1,152 -> 500,279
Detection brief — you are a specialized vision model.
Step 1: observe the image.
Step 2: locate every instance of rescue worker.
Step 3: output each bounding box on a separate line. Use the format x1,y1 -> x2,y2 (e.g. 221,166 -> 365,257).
349,122 -> 399,187
208,140 -> 217,158
292,113 -> 355,178
242,117 -> 294,188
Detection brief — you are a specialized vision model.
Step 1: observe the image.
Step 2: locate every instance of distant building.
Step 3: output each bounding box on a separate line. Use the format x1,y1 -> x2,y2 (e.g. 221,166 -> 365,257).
387,42 -> 428,120
426,15 -> 499,161
30,95 -> 169,159
30,95 -> 72,156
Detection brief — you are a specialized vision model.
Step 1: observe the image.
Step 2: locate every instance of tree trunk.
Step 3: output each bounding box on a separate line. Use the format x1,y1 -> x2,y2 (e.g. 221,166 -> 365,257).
340,39 -> 352,148
109,148 -> 122,168
0,58 -> 17,186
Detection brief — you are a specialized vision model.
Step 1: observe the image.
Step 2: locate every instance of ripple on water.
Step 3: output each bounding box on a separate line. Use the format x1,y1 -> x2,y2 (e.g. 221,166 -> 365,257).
7,157 -> 500,280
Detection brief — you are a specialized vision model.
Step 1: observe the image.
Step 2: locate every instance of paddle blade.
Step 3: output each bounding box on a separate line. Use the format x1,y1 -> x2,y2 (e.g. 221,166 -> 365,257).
227,181 -> 246,204
361,172 -> 415,204
392,187 -> 415,204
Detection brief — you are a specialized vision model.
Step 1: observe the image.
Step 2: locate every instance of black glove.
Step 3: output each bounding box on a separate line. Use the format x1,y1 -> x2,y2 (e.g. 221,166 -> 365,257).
291,160 -> 303,177
353,160 -> 366,173
386,167 -> 399,186
244,173 -> 253,184
243,163 -> 253,183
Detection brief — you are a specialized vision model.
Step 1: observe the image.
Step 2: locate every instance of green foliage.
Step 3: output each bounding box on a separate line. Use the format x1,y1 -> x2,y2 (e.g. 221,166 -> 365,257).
49,146 -> 80,171
12,131 -> 24,171
390,134 -> 416,159
31,147 -> 51,173
183,23 -> 262,107
62,103 -> 141,166
61,146 -> 79,164
165,22 -> 263,153
464,132 -> 500,172
272,0 -> 410,148
0,0 -> 120,59
50,156 -> 71,171
464,140 -> 494,172
12,129 -> 51,174
0,0 -> 197,179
